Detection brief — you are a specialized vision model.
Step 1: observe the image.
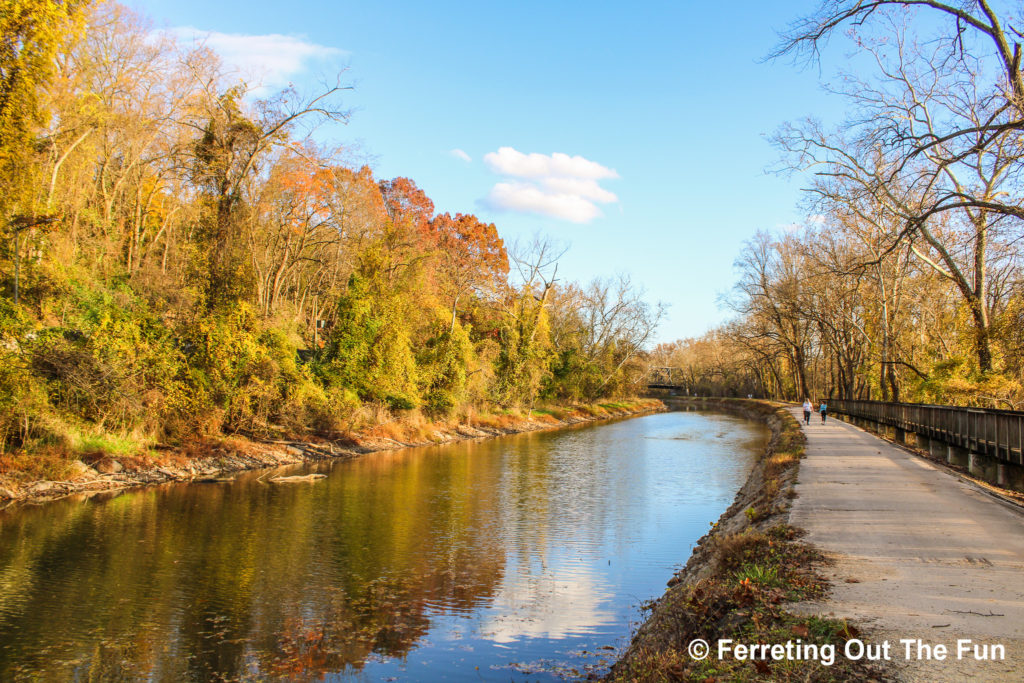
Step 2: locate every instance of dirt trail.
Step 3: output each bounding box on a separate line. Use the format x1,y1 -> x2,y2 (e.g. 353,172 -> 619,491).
788,408 -> 1024,682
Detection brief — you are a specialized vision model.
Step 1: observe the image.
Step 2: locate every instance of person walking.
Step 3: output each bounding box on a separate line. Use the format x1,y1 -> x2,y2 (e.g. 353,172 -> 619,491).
819,400 -> 827,424
802,398 -> 812,425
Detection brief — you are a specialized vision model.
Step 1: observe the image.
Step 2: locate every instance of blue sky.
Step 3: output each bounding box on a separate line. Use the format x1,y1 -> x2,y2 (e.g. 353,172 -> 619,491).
133,0 -> 846,343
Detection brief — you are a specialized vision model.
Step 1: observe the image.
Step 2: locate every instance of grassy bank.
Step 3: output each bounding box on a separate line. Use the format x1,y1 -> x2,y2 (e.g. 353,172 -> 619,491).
0,398 -> 664,506
607,398 -> 882,682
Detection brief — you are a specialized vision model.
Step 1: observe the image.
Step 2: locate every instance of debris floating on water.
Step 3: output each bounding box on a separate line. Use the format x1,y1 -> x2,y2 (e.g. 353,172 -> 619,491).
269,474 -> 327,483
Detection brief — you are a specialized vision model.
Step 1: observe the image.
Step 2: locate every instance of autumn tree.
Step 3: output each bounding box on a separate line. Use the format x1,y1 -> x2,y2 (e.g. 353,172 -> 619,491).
316,273 -> 419,411
775,0 -> 1024,172
546,275 -> 664,400
493,236 -> 564,408
1,0 -> 90,304
774,3 -> 1024,373
0,1 -> 664,458
379,177 -> 434,232
426,212 -> 508,331
727,232 -> 818,400
189,81 -> 351,308
0,0 -> 90,209
248,147 -> 339,315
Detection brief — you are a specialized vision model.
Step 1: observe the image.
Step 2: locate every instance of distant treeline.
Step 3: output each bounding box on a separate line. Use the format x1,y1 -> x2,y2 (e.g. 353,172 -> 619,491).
0,1 -> 662,459
652,1 -> 1024,409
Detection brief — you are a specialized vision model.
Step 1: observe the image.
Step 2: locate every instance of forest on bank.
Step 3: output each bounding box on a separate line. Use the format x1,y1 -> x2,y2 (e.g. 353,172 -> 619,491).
653,1 -> 1024,409
0,1 -> 663,466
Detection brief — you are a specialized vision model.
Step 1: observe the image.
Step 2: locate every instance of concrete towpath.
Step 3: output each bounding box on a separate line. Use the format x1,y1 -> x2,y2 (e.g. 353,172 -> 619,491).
788,407 -> 1024,682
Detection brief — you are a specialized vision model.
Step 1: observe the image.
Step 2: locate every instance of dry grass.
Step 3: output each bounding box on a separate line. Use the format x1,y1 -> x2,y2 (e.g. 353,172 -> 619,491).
608,525 -> 877,682
471,412 -> 522,430
1,398 -> 664,493
711,528 -> 771,573
0,448 -> 79,483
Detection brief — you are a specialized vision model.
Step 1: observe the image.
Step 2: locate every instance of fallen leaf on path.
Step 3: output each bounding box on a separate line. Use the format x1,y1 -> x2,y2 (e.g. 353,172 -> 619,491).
836,622 -> 860,639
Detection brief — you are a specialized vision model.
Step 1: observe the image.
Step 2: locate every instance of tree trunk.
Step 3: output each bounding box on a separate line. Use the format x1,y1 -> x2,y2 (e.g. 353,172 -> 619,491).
970,299 -> 993,372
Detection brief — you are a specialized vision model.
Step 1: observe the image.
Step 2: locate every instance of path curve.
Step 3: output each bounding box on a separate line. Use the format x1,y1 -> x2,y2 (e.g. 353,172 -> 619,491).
788,407 -> 1024,682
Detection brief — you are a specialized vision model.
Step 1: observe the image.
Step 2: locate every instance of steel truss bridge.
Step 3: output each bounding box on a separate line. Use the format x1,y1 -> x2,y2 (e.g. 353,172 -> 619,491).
646,366 -> 688,391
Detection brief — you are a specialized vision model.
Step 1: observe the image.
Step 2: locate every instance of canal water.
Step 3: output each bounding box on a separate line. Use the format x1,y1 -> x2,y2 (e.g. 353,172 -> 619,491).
0,410 -> 767,681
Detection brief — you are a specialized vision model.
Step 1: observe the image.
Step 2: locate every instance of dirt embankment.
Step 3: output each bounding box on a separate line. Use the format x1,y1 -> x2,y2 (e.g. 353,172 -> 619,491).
608,398 -> 883,682
0,399 -> 664,509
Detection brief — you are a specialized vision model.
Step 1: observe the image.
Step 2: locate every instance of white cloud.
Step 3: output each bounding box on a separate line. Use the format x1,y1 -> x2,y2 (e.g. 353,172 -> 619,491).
540,177 -> 618,203
170,27 -> 345,89
484,146 -> 618,180
486,182 -> 605,223
449,148 -> 472,162
482,147 -> 619,223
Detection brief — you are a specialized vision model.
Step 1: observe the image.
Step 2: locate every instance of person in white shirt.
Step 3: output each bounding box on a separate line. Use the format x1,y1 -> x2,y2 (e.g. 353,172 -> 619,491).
802,399 -> 813,425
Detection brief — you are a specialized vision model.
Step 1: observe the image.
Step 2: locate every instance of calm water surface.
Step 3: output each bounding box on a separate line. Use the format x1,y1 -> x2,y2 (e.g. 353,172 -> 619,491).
0,410 -> 767,681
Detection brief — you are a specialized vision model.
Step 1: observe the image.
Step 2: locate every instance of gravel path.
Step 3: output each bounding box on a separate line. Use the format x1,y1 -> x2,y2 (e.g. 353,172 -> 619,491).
788,407 -> 1024,682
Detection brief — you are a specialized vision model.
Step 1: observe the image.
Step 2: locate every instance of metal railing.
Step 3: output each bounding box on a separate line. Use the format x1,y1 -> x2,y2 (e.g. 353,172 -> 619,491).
830,399 -> 1024,466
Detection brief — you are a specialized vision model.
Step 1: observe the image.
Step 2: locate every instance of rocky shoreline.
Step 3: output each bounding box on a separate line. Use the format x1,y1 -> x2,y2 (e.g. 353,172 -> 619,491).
0,399 -> 664,509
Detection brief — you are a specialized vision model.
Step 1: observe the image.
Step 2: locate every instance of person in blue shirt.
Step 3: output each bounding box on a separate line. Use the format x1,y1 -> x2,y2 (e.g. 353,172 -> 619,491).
819,401 -> 828,423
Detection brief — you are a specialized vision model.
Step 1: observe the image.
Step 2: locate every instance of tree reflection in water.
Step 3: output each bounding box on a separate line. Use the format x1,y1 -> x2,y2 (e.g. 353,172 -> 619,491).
0,412 -> 765,681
